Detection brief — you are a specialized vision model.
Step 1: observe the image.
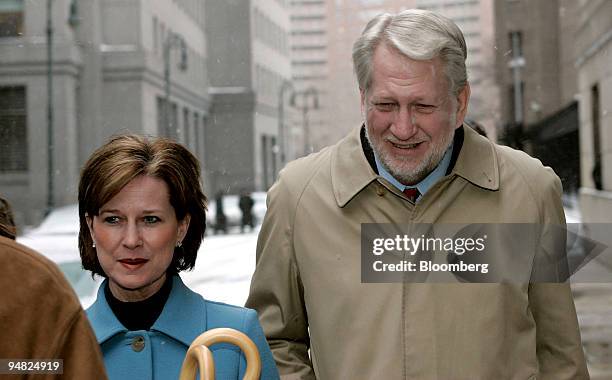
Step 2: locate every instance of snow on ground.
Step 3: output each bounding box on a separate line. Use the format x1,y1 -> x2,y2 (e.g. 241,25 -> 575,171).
181,227 -> 260,307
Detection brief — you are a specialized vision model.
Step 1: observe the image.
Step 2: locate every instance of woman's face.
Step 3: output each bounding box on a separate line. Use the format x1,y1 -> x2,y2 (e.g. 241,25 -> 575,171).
87,175 -> 190,302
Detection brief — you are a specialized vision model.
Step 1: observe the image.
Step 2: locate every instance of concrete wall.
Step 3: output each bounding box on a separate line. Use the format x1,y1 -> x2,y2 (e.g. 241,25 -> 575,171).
577,1 -> 612,222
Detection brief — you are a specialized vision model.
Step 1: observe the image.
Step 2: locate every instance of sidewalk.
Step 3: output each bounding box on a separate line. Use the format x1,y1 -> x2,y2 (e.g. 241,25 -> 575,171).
572,259 -> 612,379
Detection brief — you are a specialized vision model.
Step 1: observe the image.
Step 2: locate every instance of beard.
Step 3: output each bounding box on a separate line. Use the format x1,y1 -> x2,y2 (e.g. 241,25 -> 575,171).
365,121 -> 455,186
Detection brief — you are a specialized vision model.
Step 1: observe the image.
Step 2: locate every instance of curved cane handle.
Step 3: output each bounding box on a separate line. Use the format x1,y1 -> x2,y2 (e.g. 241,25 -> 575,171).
179,344 -> 215,380
178,328 -> 261,380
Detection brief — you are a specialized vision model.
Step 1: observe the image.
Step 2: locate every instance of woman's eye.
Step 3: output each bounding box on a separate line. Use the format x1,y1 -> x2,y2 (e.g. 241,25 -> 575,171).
104,216 -> 120,224
143,216 -> 161,224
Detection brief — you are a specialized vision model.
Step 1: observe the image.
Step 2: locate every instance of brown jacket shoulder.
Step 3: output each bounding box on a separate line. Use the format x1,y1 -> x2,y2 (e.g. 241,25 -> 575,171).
0,237 -> 107,379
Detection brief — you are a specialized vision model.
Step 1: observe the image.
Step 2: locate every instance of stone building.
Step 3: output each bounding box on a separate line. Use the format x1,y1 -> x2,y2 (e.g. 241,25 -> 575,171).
0,0 -> 209,226
203,0 -> 291,193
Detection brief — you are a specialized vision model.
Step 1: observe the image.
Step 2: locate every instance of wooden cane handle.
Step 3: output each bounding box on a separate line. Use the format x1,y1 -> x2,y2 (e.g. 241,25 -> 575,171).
179,345 -> 215,380
179,328 -> 262,380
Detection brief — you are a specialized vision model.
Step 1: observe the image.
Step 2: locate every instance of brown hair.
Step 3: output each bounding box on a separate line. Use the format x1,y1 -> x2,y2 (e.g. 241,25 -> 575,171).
78,134 -> 207,277
0,195 -> 16,240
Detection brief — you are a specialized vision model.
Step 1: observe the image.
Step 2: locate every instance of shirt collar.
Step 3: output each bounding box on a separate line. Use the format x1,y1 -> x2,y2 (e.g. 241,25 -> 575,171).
87,276 -> 208,347
331,125 -> 499,207
374,142 -> 454,199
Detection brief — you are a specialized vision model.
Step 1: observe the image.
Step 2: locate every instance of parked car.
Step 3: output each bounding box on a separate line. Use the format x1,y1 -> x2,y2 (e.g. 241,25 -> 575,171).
17,204 -> 101,308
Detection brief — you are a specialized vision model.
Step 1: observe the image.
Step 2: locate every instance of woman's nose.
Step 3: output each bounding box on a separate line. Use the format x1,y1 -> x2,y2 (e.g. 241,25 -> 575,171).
122,222 -> 142,248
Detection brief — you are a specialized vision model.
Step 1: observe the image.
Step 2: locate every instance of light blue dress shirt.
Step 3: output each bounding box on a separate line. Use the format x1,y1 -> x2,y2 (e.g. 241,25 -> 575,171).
374,143 -> 454,201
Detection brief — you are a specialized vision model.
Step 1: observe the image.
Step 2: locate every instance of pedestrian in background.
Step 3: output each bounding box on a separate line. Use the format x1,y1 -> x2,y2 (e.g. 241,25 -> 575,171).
0,195 -> 16,239
214,191 -> 228,234
79,134 -> 279,379
239,190 -> 255,233
246,9 -> 588,379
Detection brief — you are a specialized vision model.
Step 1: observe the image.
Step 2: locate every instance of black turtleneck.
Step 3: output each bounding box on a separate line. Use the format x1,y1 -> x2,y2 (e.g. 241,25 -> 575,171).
105,275 -> 173,331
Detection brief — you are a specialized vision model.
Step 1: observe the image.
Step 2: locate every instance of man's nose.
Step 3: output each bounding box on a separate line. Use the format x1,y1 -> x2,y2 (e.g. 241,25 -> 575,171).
391,105 -> 418,140
122,221 -> 142,249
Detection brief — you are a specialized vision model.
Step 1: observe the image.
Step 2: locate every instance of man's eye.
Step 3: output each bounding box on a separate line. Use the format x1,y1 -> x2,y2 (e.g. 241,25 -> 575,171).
104,216 -> 120,224
144,216 -> 161,224
415,104 -> 436,114
375,103 -> 396,112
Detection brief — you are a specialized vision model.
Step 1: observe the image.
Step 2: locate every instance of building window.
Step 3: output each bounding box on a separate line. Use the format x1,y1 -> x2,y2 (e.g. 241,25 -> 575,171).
0,0 -> 23,37
591,84 -> 602,190
0,86 -> 27,171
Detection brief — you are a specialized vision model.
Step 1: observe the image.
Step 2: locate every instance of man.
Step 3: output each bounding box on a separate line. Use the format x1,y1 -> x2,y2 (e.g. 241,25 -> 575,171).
0,196 -> 108,379
246,9 -> 588,380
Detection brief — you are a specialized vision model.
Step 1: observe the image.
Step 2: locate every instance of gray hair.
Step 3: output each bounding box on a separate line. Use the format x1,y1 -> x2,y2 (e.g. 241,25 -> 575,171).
352,9 -> 468,96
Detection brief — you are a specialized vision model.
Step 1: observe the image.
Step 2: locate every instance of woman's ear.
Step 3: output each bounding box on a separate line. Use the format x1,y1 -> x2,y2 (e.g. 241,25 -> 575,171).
178,214 -> 191,243
85,213 -> 95,241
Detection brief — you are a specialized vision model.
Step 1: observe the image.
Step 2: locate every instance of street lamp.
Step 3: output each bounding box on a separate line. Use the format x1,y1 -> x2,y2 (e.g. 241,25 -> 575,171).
45,0 -> 79,215
507,31 -> 525,149
278,80 -> 295,166
291,87 -> 319,156
46,0 -> 54,215
163,32 -> 188,139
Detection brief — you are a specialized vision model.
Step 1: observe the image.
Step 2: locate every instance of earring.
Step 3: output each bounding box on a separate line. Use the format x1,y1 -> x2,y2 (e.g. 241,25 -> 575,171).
92,242 -> 96,248
176,241 -> 182,248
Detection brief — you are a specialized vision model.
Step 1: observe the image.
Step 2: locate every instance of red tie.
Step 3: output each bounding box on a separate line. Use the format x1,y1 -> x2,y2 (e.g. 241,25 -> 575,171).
403,187 -> 420,203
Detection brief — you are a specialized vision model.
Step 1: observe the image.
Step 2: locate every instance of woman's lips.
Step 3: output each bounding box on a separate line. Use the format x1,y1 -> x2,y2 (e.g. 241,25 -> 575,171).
118,258 -> 148,270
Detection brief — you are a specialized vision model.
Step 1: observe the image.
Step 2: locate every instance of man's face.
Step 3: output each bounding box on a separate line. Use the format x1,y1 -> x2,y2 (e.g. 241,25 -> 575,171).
361,43 -> 470,185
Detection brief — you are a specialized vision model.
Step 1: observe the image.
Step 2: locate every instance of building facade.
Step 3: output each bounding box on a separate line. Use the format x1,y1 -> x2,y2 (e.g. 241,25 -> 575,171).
576,0 -> 612,222
204,0 -> 291,194
289,0 -> 327,154
0,0 -> 209,226
493,0 -> 582,193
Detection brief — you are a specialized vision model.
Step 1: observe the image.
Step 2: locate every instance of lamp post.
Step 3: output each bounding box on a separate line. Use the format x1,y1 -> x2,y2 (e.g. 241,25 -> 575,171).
278,80 -> 295,166
45,0 -> 79,216
291,87 -> 319,156
45,0 -> 54,215
163,32 -> 188,139
507,32 -> 525,150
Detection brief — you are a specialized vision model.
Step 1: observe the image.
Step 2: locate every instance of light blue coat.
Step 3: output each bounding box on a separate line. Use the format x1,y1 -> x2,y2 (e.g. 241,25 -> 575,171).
86,276 -> 279,380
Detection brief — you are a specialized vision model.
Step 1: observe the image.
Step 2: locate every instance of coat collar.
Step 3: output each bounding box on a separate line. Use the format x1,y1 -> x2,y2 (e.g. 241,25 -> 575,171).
331,124 -> 499,207
331,127 -> 379,208
450,125 -> 499,191
87,276 -> 207,347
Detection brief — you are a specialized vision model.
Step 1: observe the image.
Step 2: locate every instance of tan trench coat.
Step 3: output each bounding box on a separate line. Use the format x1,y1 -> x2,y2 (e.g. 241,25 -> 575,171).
246,126 -> 589,380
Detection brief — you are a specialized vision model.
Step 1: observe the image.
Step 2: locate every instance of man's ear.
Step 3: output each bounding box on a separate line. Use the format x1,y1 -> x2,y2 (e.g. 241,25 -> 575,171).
360,88 -> 366,119
454,82 -> 471,129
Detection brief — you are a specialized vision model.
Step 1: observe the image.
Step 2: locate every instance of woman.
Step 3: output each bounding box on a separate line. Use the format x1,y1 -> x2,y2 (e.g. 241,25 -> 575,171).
79,134 -> 279,380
